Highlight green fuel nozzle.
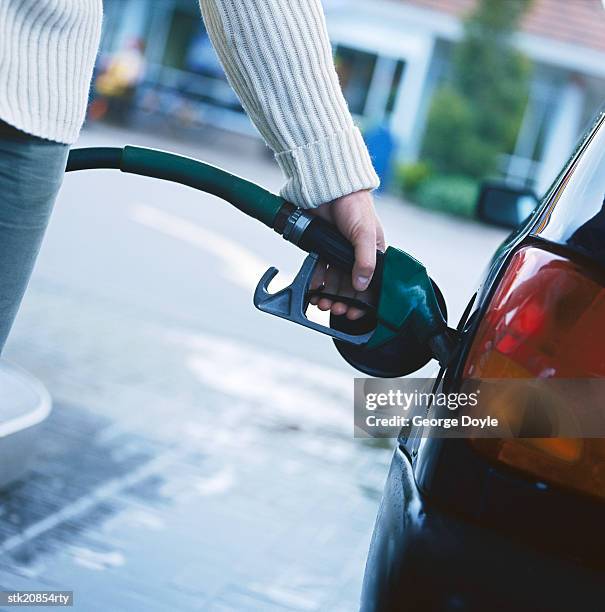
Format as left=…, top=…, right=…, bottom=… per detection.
left=67, top=146, right=458, bottom=377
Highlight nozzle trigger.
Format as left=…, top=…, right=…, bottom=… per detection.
left=254, top=253, right=373, bottom=346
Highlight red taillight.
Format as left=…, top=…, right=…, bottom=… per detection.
left=464, top=245, right=605, bottom=500
left=466, top=246, right=605, bottom=378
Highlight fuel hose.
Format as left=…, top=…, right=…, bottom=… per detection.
left=66, top=146, right=372, bottom=279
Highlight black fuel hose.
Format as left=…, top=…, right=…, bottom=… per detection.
left=66, top=147, right=122, bottom=171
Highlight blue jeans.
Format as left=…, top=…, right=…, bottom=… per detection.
left=0, top=121, right=68, bottom=353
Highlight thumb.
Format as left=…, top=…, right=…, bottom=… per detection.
left=351, top=225, right=376, bottom=292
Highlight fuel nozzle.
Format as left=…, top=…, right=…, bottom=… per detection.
left=275, top=208, right=458, bottom=377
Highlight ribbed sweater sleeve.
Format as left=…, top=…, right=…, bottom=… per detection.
left=0, top=0, right=103, bottom=144
left=198, top=0, right=380, bottom=209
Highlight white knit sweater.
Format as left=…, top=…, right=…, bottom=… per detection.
left=0, top=0, right=378, bottom=209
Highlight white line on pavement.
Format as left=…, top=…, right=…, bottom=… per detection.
left=0, top=448, right=183, bottom=556
left=130, top=203, right=278, bottom=291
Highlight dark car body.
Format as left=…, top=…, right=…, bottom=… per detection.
left=361, top=112, right=605, bottom=612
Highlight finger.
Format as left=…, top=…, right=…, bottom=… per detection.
left=351, top=224, right=377, bottom=292
left=330, top=271, right=348, bottom=317
left=335, top=274, right=361, bottom=319
left=346, top=278, right=368, bottom=321
left=318, top=265, right=339, bottom=311
left=348, top=288, right=366, bottom=321
left=347, top=308, right=365, bottom=321
left=309, top=258, right=328, bottom=305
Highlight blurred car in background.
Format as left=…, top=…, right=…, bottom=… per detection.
left=361, top=112, right=605, bottom=611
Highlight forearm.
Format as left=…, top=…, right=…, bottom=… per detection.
left=198, top=0, right=379, bottom=209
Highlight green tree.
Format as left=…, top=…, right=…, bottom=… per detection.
left=422, top=0, right=532, bottom=179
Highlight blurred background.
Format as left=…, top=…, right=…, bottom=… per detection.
left=0, top=1, right=604, bottom=610
left=95, top=0, right=605, bottom=206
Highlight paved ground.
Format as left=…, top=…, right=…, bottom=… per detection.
left=0, top=124, right=506, bottom=611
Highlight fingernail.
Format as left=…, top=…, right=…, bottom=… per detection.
left=356, top=276, right=370, bottom=290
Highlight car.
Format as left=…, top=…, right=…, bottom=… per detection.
left=360, top=110, right=605, bottom=611
left=0, top=362, right=52, bottom=487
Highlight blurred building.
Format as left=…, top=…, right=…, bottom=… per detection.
left=99, top=0, right=250, bottom=134
left=325, top=0, right=605, bottom=193
left=99, top=0, right=605, bottom=194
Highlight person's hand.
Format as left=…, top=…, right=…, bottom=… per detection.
left=308, top=190, right=385, bottom=320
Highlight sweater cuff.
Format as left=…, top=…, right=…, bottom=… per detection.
left=274, top=126, right=380, bottom=209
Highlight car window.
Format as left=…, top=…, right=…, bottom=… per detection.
left=534, top=114, right=605, bottom=257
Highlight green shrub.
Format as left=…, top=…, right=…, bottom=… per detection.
left=421, top=87, right=483, bottom=176
left=395, top=161, right=432, bottom=195
left=421, top=0, right=532, bottom=180
left=415, top=175, right=479, bottom=218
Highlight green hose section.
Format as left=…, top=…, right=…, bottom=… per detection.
left=120, top=146, right=285, bottom=228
